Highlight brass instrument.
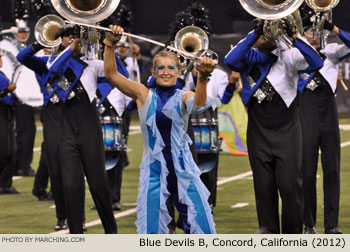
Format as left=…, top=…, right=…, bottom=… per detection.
left=239, top=0, right=305, bottom=42
left=173, top=25, right=218, bottom=71
left=34, top=14, right=65, bottom=48
left=305, top=0, right=340, bottom=47
left=49, top=0, right=121, bottom=59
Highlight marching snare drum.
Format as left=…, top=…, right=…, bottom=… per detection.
left=191, top=109, right=222, bottom=173
left=100, top=114, right=127, bottom=170
left=101, top=115, right=125, bottom=151
left=0, top=39, right=19, bottom=81
left=192, top=117, right=219, bottom=153
left=12, top=65, right=43, bottom=107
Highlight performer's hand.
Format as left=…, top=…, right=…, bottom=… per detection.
left=7, top=83, right=16, bottom=91
left=323, top=20, right=335, bottom=31
left=130, top=44, right=140, bottom=55
left=196, top=56, right=215, bottom=82
left=70, top=38, right=81, bottom=50
left=337, top=72, right=342, bottom=84
left=32, top=42, right=44, bottom=52
left=282, top=18, right=296, bottom=39
left=104, top=25, right=124, bottom=47
left=229, top=71, right=240, bottom=84
left=253, top=18, right=264, bottom=36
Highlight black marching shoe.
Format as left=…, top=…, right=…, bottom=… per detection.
left=0, top=187, right=20, bottom=194
left=304, top=226, right=318, bottom=234
left=325, top=227, right=342, bottom=234
left=32, top=188, right=53, bottom=201
left=54, top=219, right=68, bottom=231
left=17, top=168, right=36, bottom=177
left=82, top=221, right=87, bottom=232
left=112, top=202, right=121, bottom=211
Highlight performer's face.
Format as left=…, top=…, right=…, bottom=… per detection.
left=152, top=57, right=181, bottom=87
left=256, top=35, right=276, bottom=50
left=304, top=29, right=320, bottom=49
left=116, top=46, right=129, bottom=59
left=15, top=31, right=29, bottom=42
left=61, top=34, right=73, bottom=48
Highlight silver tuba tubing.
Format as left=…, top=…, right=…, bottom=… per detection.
left=34, top=14, right=66, bottom=47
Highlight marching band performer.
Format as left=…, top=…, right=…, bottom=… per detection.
left=16, top=29, right=75, bottom=231
left=0, top=51, right=18, bottom=194
left=104, top=25, right=217, bottom=234
left=12, top=19, right=37, bottom=177
left=93, top=52, right=132, bottom=211
left=224, top=19, right=323, bottom=234
left=182, top=66, right=238, bottom=209
left=298, top=18, right=350, bottom=234
left=45, top=33, right=117, bottom=233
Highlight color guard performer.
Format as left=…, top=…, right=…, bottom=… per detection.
left=104, top=25, right=217, bottom=234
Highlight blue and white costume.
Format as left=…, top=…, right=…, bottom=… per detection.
left=136, top=85, right=219, bottom=234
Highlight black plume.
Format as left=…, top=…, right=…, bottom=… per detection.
left=14, top=0, right=30, bottom=21
left=30, top=0, right=56, bottom=17
left=187, top=2, right=211, bottom=36
left=168, top=2, right=211, bottom=41
left=114, top=4, right=134, bottom=32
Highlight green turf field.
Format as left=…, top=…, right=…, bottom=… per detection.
left=0, top=112, right=349, bottom=234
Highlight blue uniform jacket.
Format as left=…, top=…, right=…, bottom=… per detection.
left=297, top=29, right=350, bottom=93
left=97, top=54, right=130, bottom=107
left=47, top=47, right=87, bottom=102
left=224, top=32, right=323, bottom=105
left=0, top=71, right=14, bottom=105
left=16, top=43, right=56, bottom=106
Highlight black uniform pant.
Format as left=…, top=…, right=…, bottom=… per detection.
left=299, top=84, right=340, bottom=230
left=14, top=103, right=36, bottom=173
left=60, top=93, right=117, bottom=234
left=0, top=103, right=14, bottom=188
left=33, top=141, right=49, bottom=191
left=247, top=94, right=303, bottom=234
left=33, top=110, right=49, bottom=191
left=43, top=102, right=66, bottom=220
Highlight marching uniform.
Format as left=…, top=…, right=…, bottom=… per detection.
left=16, top=44, right=69, bottom=227
left=298, top=29, right=350, bottom=232
left=47, top=46, right=117, bottom=234
left=0, top=71, right=15, bottom=191
left=136, top=86, right=219, bottom=234
left=225, top=31, right=323, bottom=233
left=12, top=38, right=37, bottom=176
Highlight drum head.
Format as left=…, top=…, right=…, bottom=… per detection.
left=197, top=153, right=218, bottom=173
left=105, top=151, right=121, bottom=170
left=0, top=39, right=19, bottom=80
left=13, top=65, right=44, bottom=107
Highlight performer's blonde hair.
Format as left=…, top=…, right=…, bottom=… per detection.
left=152, top=51, right=181, bottom=72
